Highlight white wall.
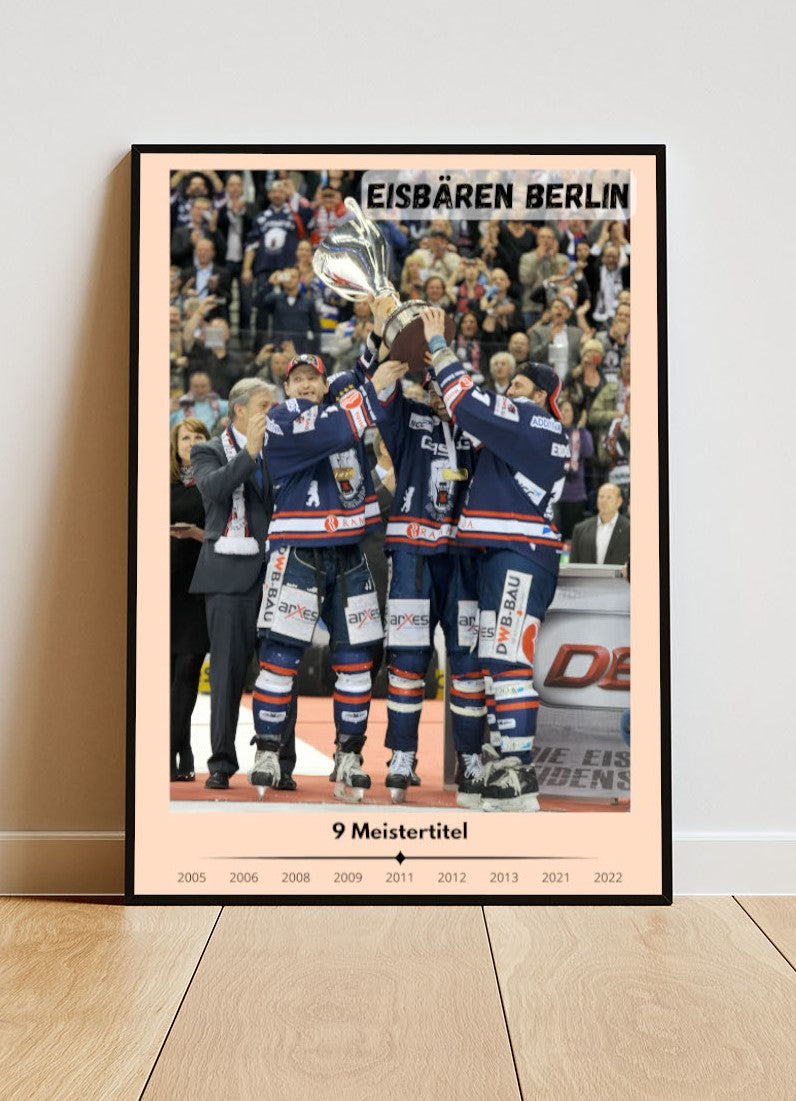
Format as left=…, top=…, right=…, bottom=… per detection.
left=1, top=0, right=793, bottom=894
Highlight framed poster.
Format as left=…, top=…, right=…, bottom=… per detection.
left=126, top=145, right=670, bottom=904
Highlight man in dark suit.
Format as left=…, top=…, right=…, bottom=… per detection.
left=171, top=200, right=225, bottom=270
left=190, top=378, right=295, bottom=790
left=569, top=483, right=630, bottom=566
left=180, top=238, right=232, bottom=322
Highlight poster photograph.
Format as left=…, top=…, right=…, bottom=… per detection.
left=126, top=145, right=670, bottom=904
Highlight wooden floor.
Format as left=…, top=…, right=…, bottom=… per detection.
left=1, top=899, right=793, bottom=1099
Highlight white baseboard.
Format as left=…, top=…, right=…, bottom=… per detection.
left=1, top=831, right=794, bottom=897
left=673, top=834, right=796, bottom=895
left=0, top=832, right=124, bottom=896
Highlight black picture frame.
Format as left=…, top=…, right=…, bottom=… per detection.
left=126, top=144, right=671, bottom=905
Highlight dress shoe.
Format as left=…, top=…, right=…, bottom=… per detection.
left=277, top=774, right=297, bottom=791
left=205, top=771, right=229, bottom=790
left=176, top=752, right=195, bottom=781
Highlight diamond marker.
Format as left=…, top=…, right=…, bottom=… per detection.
left=396, top=852, right=405, bottom=864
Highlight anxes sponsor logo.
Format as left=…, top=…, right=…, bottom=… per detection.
left=347, top=607, right=381, bottom=628
left=389, top=612, right=430, bottom=631
left=458, top=613, right=477, bottom=630
left=277, top=601, right=316, bottom=623
left=544, top=645, right=630, bottom=690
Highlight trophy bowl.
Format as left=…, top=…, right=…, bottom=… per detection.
left=382, top=300, right=456, bottom=381
left=313, top=198, right=456, bottom=376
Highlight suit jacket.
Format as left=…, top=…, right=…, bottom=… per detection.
left=171, top=228, right=225, bottom=269
left=189, top=435, right=273, bottom=595
left=569, top=513, right=630, bottom=566
left=529, top=324, right=583, bottom=372
left=179, top=262, right=233, bottom=302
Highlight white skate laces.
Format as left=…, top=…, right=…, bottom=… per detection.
left=481, top=752, right=540, bottom=813
left=461, top=753, right=483, bottom=780
left=388, top=750, right=416, bottom=778
left=455, top=750, right=488, bottom=810
left=486, top=756, right=524, bottom=794
left=333, top=749, right=371, bottom=803
left=248, top=747, right=280, bottom=801
left=386, top=749, right=416, bottom=803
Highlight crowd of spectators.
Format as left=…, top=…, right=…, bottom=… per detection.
left=169, top=168, right=632, bottom=529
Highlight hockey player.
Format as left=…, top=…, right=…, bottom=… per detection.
left=420, top=306, right=569, bottom=811
left=250, top=349, right=408, bottom=802
left=374, top=361, right=486, bottom=807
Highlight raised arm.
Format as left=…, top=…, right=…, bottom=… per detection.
left=420, top=307, right=566, bottom=476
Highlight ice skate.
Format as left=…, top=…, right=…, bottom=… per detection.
left=248, top=740, right=281, bottom=800
left=455, top=752, right=486, bottom=809
left=332, top=746, right=371, bottom=803
left=481, top=753, right=540, bottom=812
left=385, top=749, right=417, bottom=804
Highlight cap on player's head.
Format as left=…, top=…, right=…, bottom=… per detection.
left=285, top=353, right=326, bottom=378
left=516, top=361, right=562, bottom=420
left=422, top=370, right=442, bottom=395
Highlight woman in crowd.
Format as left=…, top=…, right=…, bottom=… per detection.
left=589, top=349, right=630, bottom=483
left=485, top=350, right=516, bottom=395
left=295, top=238, right=317, bottom=290
left=400, top=250, right=427, bottom=300
left=448, top=256, right=487, bottom=318
left=169, top=417, right=210, bottom=782
left=494, top=220, right=537, bottom=284
left=557, top=398, right=594, bottom=540
left=561, top=338, right=606, bottom=423
left=451, top=311, right=484, bottom=384
left=423, top=274, right=453, bottom=313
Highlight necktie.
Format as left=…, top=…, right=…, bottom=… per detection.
left=255, top=455, right=264, bottom=494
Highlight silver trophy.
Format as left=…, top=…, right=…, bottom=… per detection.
left=312, top=198, right=454, bottom=375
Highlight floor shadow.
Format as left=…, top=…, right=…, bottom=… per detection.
left=1, top=155, right=132, bottom=830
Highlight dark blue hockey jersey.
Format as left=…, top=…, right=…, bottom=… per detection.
left=377, top=386, right=480, bottom=554
left=245, top=202, right=311, bottom=275
left=263, top=370, right=384, bottom=552
left=432, top=348, right=570, bottom=577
